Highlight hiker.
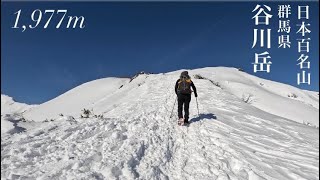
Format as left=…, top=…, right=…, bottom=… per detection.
left=175, top=71, right=197, bottom=125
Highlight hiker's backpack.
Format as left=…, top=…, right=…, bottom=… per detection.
left=177, top=75, right=192, bottom=94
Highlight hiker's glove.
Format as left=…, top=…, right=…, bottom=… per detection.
left=195, top=93, right=198, bottom=97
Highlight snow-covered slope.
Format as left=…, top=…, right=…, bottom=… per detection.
left=1, top=95, right=35, bottom=134
left=23, top=77, right=129, bottom=121
left=1, top=67, right=319, bottom=180
left=190, top=67, right=319, bottom=127
left=23, top=67, right=319, bottom=127
left=1, top=94, right=34, bottom=115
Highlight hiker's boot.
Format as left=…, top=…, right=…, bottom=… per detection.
left=184, top=117, right=189, bottom=124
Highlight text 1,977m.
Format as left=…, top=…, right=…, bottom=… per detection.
left=12, top=9, right=85, bottom=32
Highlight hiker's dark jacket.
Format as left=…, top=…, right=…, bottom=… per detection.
left=175, top=79, right=197, bottom=97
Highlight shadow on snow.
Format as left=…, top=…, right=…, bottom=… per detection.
left=189, top=113, right=217, bottom=124
left=7, top=118, right=27, bottom=135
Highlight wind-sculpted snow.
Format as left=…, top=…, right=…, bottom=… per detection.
left=1, top=67, right=319, bottom=179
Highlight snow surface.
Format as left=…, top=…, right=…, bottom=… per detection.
left=1, top=94, right=34, bottom=115
left=23, top=77, right=128, bottom=122
left=1, top=67, right=319, bottom=180
left=1, top=95, right=35, bottom=134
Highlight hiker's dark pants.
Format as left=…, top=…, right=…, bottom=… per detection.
left=177, top=93, right=191, bottom=122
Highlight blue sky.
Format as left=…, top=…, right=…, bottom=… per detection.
left=1, top=2, right=319, bottom=104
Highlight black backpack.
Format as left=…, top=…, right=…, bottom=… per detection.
left=177, top=75, right=192, bottom=94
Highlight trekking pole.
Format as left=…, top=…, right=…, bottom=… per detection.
left=169, top=97, right=177, bottom=119
left=196, top=97, right=200, bottom=116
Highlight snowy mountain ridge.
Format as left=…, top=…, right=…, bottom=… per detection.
left=19, top=67, right=319, bottom=127
left=1, top=67, right=319, bottom=180
left=1, top=94, right=36, bottom=115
